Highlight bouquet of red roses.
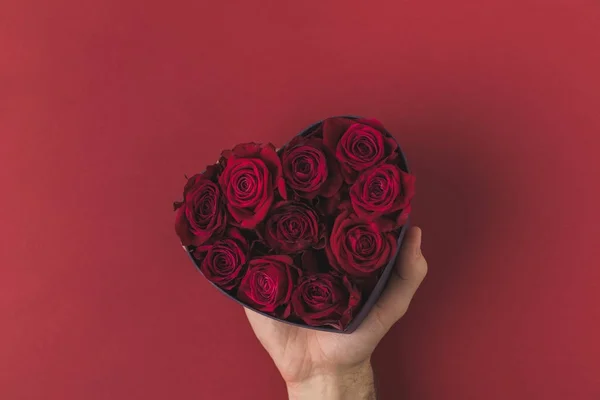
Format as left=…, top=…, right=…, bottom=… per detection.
left=174, top=116, right=415, bottom=332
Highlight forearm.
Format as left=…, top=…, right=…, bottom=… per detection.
left=286, top=361, right=376, bottom=400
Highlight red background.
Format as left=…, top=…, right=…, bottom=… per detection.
left=1, top=0, right=599, bottom=399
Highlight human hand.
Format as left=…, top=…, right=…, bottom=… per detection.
left=245, top=226, right=427, bottom=400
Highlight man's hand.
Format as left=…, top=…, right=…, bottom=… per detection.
left=245, top=226, right=428, bottom=400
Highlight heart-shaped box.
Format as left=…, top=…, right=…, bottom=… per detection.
left=182, top=116, right=411, bottom=333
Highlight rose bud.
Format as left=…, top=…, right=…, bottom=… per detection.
left=281, top=136, right=342, bottom=199
left=219, top=142, right=286, bottom=229
left=238, top=255, right=299, bottom=317
left=263, top=201, right=325, bottom=254
left=325, top=205, right=397, bottom=277
left=291, top=273, right=361, bottom=330
left=174, top=165, right=227, bottom=246
left=194, top=227, right=249, bottom=290
left=320, top=117, right=399, bottom=184
left=349, top=164, right=415, bottom=231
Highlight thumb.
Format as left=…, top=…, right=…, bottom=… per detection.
left=366, top=226, right=428, bottom=332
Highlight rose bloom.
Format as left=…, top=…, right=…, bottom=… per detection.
left=291, top=273, right=361, bottom=330
left=325, top=205, right=398, bottom=277
left=194, top=228, right=249, bottom=290
left=316, top=117, right=399, bottom=184
left=219, top=142, right=286, bottom=229
left=263, top=201, right=325, bottom=254
left=174, top=165, right=227, bottom=246
left=280, top=135, right=342, bottom=199
left=349, top=163, right=415, bottom=231
left=238, top=255, right=299, bottom=317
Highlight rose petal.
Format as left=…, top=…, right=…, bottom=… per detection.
left=246, top=195, right=273, bottom=229
left=372, top=217, right=397, bottom=232
left=355, top=118, right=387, bottom=132
left=249, top=254, right=294, bottom=266
left=231, top=142, right=262, bottom=158
left=174, top=204, right=195, bottom=246
left=277, top=177, right=288, bottom=200
left=227, top=227, right=246, bottom=245
left=203, top=164, right=221, bottom=180
left=395, top=203, right=411, bottom=227
left=322, top=117, right=354, bottom=154
left=317, top=144, right=344, bottom=198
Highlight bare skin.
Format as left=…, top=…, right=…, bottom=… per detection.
left=245, top=226, right=428, bottom=400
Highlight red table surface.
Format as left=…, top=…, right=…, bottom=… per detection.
left=1, top=0, right=599, bottom=399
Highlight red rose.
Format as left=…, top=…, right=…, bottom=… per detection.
left=174, top=166, right=227, bottom=246
left=238, top=255, right=299, bottom=317
left=349, top=164, right=415, bottom=231
left=325, top=206, right=397, bottom=277
left=194, top=228, right=249, bottom=290
left=219, top=142, right=287, bottom=229
left=281, top=136, right=342, bottom=199
left=263, top=201, right=325, bottom=254
left=321, top=117, right=398, bottom=184
left=291, top=273, right=361, bottom=330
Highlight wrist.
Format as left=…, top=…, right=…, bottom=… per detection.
left=286, top=360, right=376, bottom=400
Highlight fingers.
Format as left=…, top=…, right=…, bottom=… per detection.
left=366, top=226, right=428, bottom=333
left=244, top=306, right=281, bottom=334
left=244, top=307, right=296, bottom=358
left=392, top=226, right=427, bottom=297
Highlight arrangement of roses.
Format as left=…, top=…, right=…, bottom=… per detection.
left=174, top=117, right=415, bottom=331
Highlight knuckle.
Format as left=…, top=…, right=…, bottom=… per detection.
left=396, top=301, right=409, bottom=318
left=415, top=259, right=428, bottom=280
